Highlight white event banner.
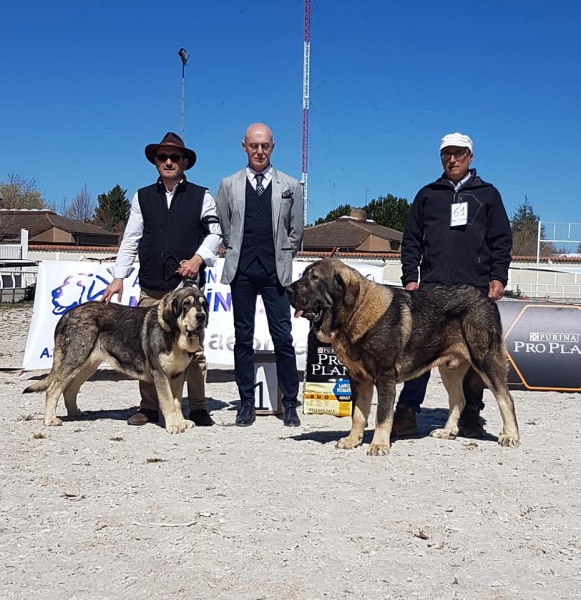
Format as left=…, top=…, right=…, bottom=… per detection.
left=22, top=258, right=385, bottom=372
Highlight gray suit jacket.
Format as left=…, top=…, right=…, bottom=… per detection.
left=216, top=168, right=304, bottom=287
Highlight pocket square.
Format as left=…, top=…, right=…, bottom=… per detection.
left=282, top=189, right=293, bottom=199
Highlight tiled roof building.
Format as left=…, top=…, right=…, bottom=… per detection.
left=0, top=209, right=119, bottom=246
left=304, top=209, right=402, bottom=254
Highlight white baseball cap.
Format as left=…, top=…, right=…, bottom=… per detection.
left=440, top=132, right=473, bottom=152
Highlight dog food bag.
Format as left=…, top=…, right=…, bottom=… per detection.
left=303, top=330, right=352, bottom=417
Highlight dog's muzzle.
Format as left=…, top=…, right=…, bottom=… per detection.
left=186, top=312, right=207, bottom=337
left=287, top=285, right=323, bottom=323
left=293, top=308, right=323, bottom=323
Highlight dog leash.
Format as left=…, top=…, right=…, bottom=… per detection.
left=176, top=263, right=200, bottom=289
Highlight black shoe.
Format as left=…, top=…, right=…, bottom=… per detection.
left=457, top=407, right=486, bottom=439
left=127, top=408, right=159, bottom=426
left=283, top=405, right=301, bottom=427
left=189, top=409, right=214, bottom=427
left=236, top=404, right=256, bottom=427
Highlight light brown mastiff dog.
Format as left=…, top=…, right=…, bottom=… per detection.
left=288, top=259, right=519, bottom=456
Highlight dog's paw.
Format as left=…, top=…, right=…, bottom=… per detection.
left=367, top=443, right=390, bottom=456
left=498, top=432, right=520, bottom=447
left=336, top=435, right=362, bottom=450
left=430, top=428, right=458, bottom=440
left=165, top=419, right=194, bottom=434
left=44, top=417, right=62, bottom=426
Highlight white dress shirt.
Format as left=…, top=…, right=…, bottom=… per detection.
left=448, top=171, right=473, bottom=192
left=112, top=184, right=222, bottom=279
left=246, top=165, right=273, bottom=190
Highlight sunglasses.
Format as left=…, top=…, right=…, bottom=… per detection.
left=156, top=153, right=185, bottom=163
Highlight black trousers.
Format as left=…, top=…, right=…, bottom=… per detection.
left=230, top=259, right=299, bottom=407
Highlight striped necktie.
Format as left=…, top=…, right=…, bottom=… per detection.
left=255, top=173, right=264, bottom=196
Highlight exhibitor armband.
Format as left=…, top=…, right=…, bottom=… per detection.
left=202, top=215, right=222, bottom=236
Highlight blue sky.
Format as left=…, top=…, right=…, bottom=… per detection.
left=2, top=0, right=580, bottom=232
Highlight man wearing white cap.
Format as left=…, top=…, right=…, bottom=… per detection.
left=392, top=132, right=512, bottom=438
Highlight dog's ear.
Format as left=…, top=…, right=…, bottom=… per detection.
left=158, top=292, right=178, bottom=331
left=335, top=270, right=360, bottom=306
left=172, top=295, right=181, bottom=318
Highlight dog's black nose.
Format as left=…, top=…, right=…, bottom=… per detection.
left=196, top=312, right=206, bottom=322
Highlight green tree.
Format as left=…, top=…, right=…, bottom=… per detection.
left=0, top=173, right=46, bottom=209
left=314, top=204, right=352, bottom=225
left=510, top=196, right=555, bottom=257
left=93, top=185, right=130, bottom=232
left=313, top=194, right=410, bottom=230
left=364, top=194, right=410, bottom=230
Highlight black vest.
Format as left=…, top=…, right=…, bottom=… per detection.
left=239, top=178, right=276, bottom=273
left=137, top=178, right=206, bottom=291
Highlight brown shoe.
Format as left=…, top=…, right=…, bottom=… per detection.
left=127, top=408, right=159, bottom=426
left=189, top=409, right=214, bottom=427
left=391, top=404, right=417, bottom=437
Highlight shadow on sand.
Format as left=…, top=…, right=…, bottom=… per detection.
left=289, top=406, right=498, bottom=445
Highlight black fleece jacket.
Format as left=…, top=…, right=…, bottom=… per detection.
left=400, top=169, right=512, bottom=293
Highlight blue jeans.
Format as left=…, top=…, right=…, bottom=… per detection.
left=397, top=371, right=431, bottom=412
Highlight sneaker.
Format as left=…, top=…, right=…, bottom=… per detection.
left=391, top=404, right=417, bottom=437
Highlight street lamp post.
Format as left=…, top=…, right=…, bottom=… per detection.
left=178, top=48, right=189, bottom=141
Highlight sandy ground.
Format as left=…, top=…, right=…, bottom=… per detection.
left=1, top=304, right=580, bottom=600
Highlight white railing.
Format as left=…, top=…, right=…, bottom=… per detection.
left=506, top=282, right=581, bottom=301
left=0, top=268, right=37, bottom=288
left=0, top=244, right=23, bottom=260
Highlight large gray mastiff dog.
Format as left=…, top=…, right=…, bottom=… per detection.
left=24, top=286, right=208, bottom=434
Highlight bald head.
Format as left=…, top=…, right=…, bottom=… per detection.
left=245, top=123, right=273, bottom=141
left=243, top=123, right=275, bottom=172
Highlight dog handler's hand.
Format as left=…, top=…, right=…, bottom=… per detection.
left=488, top=280, right=505, bottom=301
left=405, top=282, right=419, bottom=291
left=176, top=255, right=203, bottom=279
left=102, top=278, right=124, bottom=304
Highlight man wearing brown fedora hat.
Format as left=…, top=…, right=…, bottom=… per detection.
left=102, top=132, right=222, bottom=428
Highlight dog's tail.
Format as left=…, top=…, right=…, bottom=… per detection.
left=23, top=375, right=50, bottom=394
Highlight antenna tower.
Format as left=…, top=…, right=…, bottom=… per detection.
left=301, top=0, right=311, bottom=225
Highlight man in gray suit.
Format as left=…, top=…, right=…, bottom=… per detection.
left=216, top=123, right=304, bottom=427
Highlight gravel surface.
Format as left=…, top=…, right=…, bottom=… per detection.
left=1, top=304, right=580, bottom=599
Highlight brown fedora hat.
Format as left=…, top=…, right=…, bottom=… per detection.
left=144, top=132, right=197, bottom=170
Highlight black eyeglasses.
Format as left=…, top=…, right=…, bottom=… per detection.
left=440, top=149, right=470, bottom=161
left=156, top=153, right=184, bottom=163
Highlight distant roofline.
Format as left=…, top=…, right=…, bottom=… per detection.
left=336, top=215, right=377, bottom=223
left=16, top=245, right=581, bottom=264
left=0, top=208, right=55, bottom=212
